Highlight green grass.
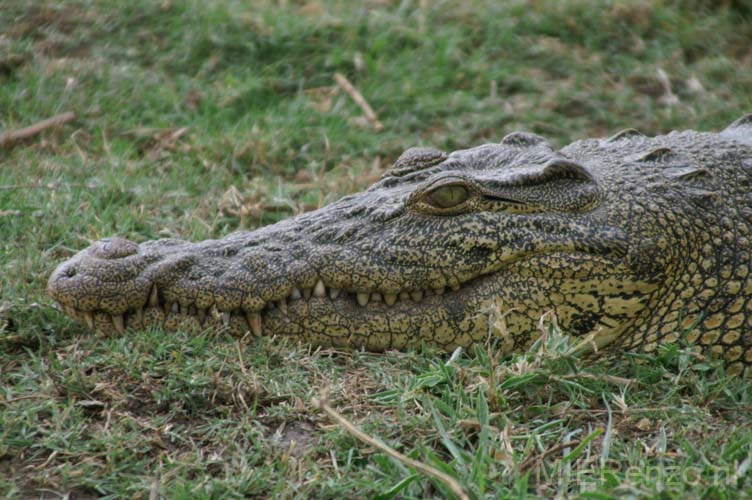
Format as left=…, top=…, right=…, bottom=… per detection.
left=1, top=0, right=752, bottom=497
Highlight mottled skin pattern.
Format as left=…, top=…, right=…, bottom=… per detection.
left=48, top=115, right=752, bottom=374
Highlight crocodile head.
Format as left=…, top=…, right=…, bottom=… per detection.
left=48, top=117, right=752, bottom=364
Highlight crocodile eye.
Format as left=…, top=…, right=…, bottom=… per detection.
left=426, top=184, right=470, bottom=209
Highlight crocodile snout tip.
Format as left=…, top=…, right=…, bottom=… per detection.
left=47, top=237, right=152, bottom=313
left=48, top=237, right=139, bottom=289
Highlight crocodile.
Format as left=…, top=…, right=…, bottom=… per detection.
left=48, top=115, right=752, bottom=373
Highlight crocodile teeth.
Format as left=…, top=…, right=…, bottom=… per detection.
left=329, top=288, right=341, bottom=299
left=198, top=308, right=207, bottom=323
left=449, top=279, right=461, bottom=292
left=290, top=287, right=302, bottom=300
left=112, top=314, right=125, bottom=333
left=313, top=280, right=326, bottom=298
left=246, top=312, right=262, bottom=336
left=302, top=287, right=312, bottom=300
left=171, top=302, right=179, bottom=313
left=84, top=311, right=95, bottom=329
left=384, top=294, right=397, bottom=306
left=434, top=286, right=445, bottom=296
left=221, top=312, right=231, bottom=326
left=399, top=291, right=411, bottom=302
left=410, top=290, right=424, bottom=302
left=357, top=292, right=370, bottom=306
left=149, top=285, right=159, bottom=307
left=277, top=299, right=288, bottom=315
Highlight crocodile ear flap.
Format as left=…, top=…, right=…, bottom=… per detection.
left=721, top=113, right=752, bottom=145
left=541, top=158, right=596, bottom=183
left=382, top=147, right=447, bottom=178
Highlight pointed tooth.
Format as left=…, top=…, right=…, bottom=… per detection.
left=290, top=287, right=302, bottom=300
left=385, top=294, right=397, bottom=306
left=221, top=312, right=231, bottom=326
left=302, top=287, right=312, bottom=300
left=371, top=292, right=382, bottom=303
left=434, top=286, right=445, bottom=296
left=198, top=308, right=207, bottom=323
left=357, top=292, right=370, bottom=306
left=277, top=299, right=288, bottom=315
left=399, top=291, right=411, bottom=302
left=449, top=278, right=461, bottom=292
left=410, top=290, right=424, bottom=302
left=313, top=280, right=326, bottom=298
left=329, top=288, right=341, bottom=299
left=246, top=312, right=262, bottom=336
left=112, top=314, right=125, bottom=333
left=84, top=311, right=95, bottom=329
left=171, top=302, right=179, bottom=313
left=149, top=285, right=159, bottom=307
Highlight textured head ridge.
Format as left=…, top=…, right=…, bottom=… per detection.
left=48, top=114, right=752, bottom=374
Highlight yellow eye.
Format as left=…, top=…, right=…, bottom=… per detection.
left=426, top=184, right=470, bottom=209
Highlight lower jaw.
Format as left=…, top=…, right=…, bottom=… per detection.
left=60, top=286, right=627, bottom=355
left=60, top=290, right=491, bottom=352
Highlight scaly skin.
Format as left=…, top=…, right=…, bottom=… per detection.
left=48, top=115, right=752, bottom=373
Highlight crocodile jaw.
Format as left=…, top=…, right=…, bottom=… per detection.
left=47, top=231, right=652, bottom=352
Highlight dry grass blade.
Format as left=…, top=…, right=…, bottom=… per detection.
left=334, top=73, right=384, bottom=132
left=0, top=111, right=76, bottom=148
left=311, top=391, right=470, bottom=500
left=519, top=439, right=583, bottom=473
left=149, top=477, right=160, bottom=500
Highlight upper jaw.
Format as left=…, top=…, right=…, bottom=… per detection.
left=45, top=229, right=482, bottom=340
left=46, top=233, right=472, bottom=315
left=46, top=184, right=631, bottom=312
left=45, top=226, right=475, bottom=334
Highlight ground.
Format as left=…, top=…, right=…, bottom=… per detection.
left=1, top=0, right=752, bottom=498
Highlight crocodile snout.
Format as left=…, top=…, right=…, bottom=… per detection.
left=47, top=237, right=156, bottom=329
